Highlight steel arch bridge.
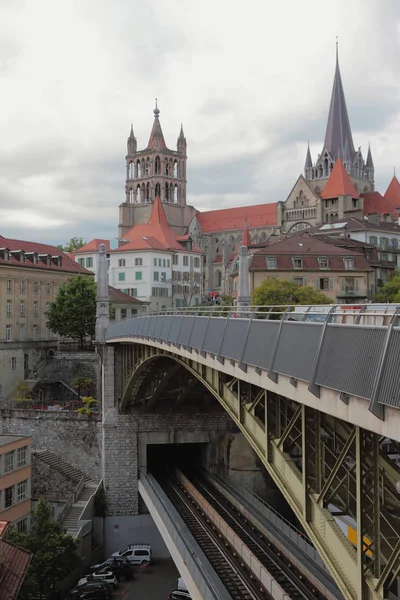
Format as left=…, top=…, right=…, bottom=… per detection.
left=104, top=305, right=400, bottom=600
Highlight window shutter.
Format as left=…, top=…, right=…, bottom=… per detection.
left=341, top=278, right=345, bottom=292
left=314, top=279, right=319, bottom=290
left=354, top=279, right=359, bottom=291
left=329, top=278, right=334, bottom=290
left=303, top=278, right=308, bottom=286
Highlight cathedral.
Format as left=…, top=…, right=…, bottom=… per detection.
left=118, top=50, right=400, bottom=296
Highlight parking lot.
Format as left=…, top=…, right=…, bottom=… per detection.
left=104, top=559, right=180, bottom=600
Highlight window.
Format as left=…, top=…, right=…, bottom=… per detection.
left=17, top=480, right=27, bottom=502
left=121, top=309, right=127, bottom=319
left=293, top=278, right=304, bottom=286
left=183, top=256, right=189, bottom=266
left=32, top=325, right=38, bottom=340
left=33, top=282, right=39, bottom=294
left=162, top=259, right=166, bottom=267
left=118, top=272, right=126, bottom=281
left=78, top=258, right=85, bottom=266
left=20, top=280, right=25, bottom=293
left=86, top=257, right=93, bottom=268
left=17, top=446, right=27, bottom=467
left=194, top=257, right=200, bottom=268
left=135, top=271, right=142, bottom=281
left=20, top=325, right=25, bottom=341
left=7, top=279, right=12, bottom=292
left=341, top=277, right=358, bottom=294
left=167, top=259, right=171, bottom=268
left=318, top=278, right=333, bottom=290
left=135, top=258, right=143, bottom=266
left=266, top=257, right=277, bottom=269
left=17, top=518, right=27, bottom=533
left=292, top=257, right=303, bottom=269
left=118, top=259, right=126, bottom=267
left=152, top=287, right=169, bottom=297
left=20, top=301, right=25, bottom=316
left=154, top=271, right=159, bottom=281
left=6, top=325, right=12, bottom=341
left=369, top=236, right=378, bottom=245
left=5, top=486, right=13, bottom=508
left=344, top=258, right=354, bottom=270
left=318, top=257, right=329, bottom=269
left=33, top=301, right=38, bottom=317
left=160, top=272, right=166, bottom=282
left=391, top=238, right=398, bottom=249
left=110, top=308, right=116, bottom=320
left=158, top=259, right=162, bottom=266
left=5, top=451, right=14, bottom=472
left=173, top=255, right=178, bottom=265
left=381, top=252, right=389, bottom=261
left=6, top=300, right=12, bottom=316
left=352, top=198, right=358, bottom=208
left=45, top=283, right=51, bottom=295
left=154, top=258, right=157, bottom=266
left=11, top=357, right=17, bottom=370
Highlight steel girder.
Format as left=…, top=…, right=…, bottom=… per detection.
left=118, top=343, right=400, bottom=599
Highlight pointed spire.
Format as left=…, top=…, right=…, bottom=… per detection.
left=366, top=143, right=374, bottom=169
left=147, top=101, right=167, bottom=150
left=242, top=220, right=251, bottom=247
left=322, top=44, right=355, bottom=162
left=384, top=175, right=400, bottom=207
left=305, top=142, right=313, bottom=168
left=321, top=159, right=358, bottom=199
left=127, top=123, right=137, bottom=154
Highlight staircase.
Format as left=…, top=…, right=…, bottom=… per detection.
left=34, top=449, right=93, bottom=483
left=33, top=450, right=99, bottom=537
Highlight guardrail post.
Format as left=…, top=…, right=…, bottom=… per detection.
left=200, top=306, right=216, bottom=358
left=307, top=306, right=336, bottom=398
left=267, top=307, right=291, bottom=383
left=238, top=308, right=257, bottom=372
left=216, top=310, right=231, bottom=365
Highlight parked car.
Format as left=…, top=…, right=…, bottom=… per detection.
left=90, top=558, right=134, bottom=581
left=78, top=570, right=118, bottom=590
left=111, top=543, right=152, bottom=565
left=169, top=591, right=192, bottom=600
left=69, top=581, right=111, bottom=599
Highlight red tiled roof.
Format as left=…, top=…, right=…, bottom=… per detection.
left=113, top=197, right=192, bottom=253
left=74, top=239, right=110, bottom=254
left=361, top=192, right=397, bottom=217
left=198, top=203, right=277, bottom=233
left=321, top=159, right=358, bottom=199
left=384, top=176, right=400, bottom=209
left=0, top=538, right=32, bottom=599
left=109, top=286, right=142, bottom=304
left=0, top=235, right=90, bottom=274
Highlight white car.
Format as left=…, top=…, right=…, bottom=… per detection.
left=111, top=544, right=151, bottom=565
left=78, top=570, right=118, bottom=590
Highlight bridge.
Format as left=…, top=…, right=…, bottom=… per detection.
left=102, top=305, right=400, bottom=600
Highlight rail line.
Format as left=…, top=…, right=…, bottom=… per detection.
left=190, top=473, right=326, bottom=600
left=160, top=476, right=269, bottom=600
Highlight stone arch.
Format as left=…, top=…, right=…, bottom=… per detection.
left=137, top=184, right=141, bottom=202
left=165, top=182, right=169, bottom=201
left=129, top=162, right=135, bottom=179
left=165, top=158, right=169, bottom=176
left=137, top=160, right=142, bottom=178
left=174, top=159, right=178, bottom=178
left=155, top=183, right=161, bottom=197
left=146, top=157, right=150, bottom=176
left=146, top=182, right=150, bottom=201
left=155, top=156, right=161, bottom=175
left=174, top=184, right=178, bottom=203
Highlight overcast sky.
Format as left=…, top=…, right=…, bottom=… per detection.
left=0, top=0, right=399, bottom=246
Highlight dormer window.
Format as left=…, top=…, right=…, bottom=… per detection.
left=25, top=252, right=38, bottom=264
left=20, top=252, right=25, bottom=263
left=266, top=257, right=277, bottom=269
left=51, top=255, right=61, bottom=267
left=10, top=250, right=24, bottom=262
left=292, top=257, right=303, bottom=269
left=318, top=257, right=329, bottom=269
left=344, top=258, right=354, bottom=270
left=0, top=248, right=10, bottom=260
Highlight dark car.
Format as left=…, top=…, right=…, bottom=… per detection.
left=70, top=590, right=110, bottom=600
left=169, top=592, right=192, bottom=600
left=69, top=581, right=112, bottom=599
left=90, top=558, right=134, bottom=581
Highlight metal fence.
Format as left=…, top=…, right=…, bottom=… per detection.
left=106, top=304, right=400, bottom=414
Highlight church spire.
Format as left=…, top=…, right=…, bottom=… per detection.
left=305, top=142, right=312, bottom=168
left=366, top=143, right=374, bottom=168
left=177, top=123, right=187, bottom=155
left=147, top=100, right=167, bottom=150
left=322, top=43, right=355, bottom=162
left=127, top=123, right=137, bottom=155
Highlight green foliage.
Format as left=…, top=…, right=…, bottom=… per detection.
left=77, top=396, right=98, bottom=415
left=6, top=498, right=81, bottom=599
left=56, top=237, right=87, bottom=252
left=10, top=380, right=33, bottom=406
left=46, top=274, right=96, bottom=348
left=252, top=278, right=331, bottom=306
left=374, top=274, right=400, bottom=303
left=72, top=376, right=96, bottom=397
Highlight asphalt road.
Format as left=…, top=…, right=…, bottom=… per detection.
left=113, top=559, right=180, bottom=600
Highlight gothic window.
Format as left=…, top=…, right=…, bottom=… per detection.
left=216, top=270, right=222, bottom=288
left=165, top=183, right=169, bottom=201
left=146, top=157, right=150, bottom=176
left=155, top=156, right=161, bottom=174
left=141, top=158, right=145, bottom=177
left=174, top=185, right=178, bottom=203
left=137, top=160, right=141, bottom=178
left=174, top=160, right=178, bottom=178
left=165, top=159, right=169, bottom=176
left=146, top=183, right=150, bottom=201
left=129, top=189, right=135, bottom=203
left=137, top=184, right=141, bottom=202
left=155, top=183, right=161, bottom=197
left=129, top=162, right=134, bottom=179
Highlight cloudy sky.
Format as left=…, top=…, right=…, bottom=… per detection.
left=0, top=0, right=399, bottom=246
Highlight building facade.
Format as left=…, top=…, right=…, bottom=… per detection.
left=0, top=435, right=32, bottom=531
left=0, top=236, right=90, bottom=399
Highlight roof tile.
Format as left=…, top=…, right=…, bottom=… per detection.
left=198, top=203, right=277, bottom=233
left=321, top=159, right=358, bottom=199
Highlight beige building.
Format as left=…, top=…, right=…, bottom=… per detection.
left=0, top=435, right=32, bottom=531
left=249, top=233, right=374, bottom=303
left=0, top=234, right=90, bottom=400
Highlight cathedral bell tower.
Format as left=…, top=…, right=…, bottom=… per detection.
left=119, top=102, right=188, bottom=239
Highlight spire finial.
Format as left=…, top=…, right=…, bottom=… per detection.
left=154, top=98, right=160, bottom=117
left=336, top=36, right=339, bottom=62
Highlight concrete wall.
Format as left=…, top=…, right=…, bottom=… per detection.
left=104, top=514, right=170, bottom=558
left=0, top=409, right=102, bottom=480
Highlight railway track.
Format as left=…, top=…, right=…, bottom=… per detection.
left=191, top=473, right=326, bottom=600
left=160, top=476, right=269, bottom=600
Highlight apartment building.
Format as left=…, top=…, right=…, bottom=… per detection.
left=0, top=435, right=32, bottom=531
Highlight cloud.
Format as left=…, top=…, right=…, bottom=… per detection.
left=0, top=0, right=399, bottom=245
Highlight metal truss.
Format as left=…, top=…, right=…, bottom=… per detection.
left=118, top=343, right=400, bottom=600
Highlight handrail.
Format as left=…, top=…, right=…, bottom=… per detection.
left=57, top=475, right=87, bottom=525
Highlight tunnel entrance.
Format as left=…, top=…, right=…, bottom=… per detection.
left=147, top=442, right=208, bottom=476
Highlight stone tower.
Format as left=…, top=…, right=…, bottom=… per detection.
left=118, top=103, right=191, bottom=239
left=304, top=45, right=375, bottom=195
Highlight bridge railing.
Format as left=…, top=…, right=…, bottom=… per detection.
left=106, top=304, right=400, bottom=414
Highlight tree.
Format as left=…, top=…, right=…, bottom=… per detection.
left=6, top=498, right=81, bottom=599
left=252, top=278, right=331, bottom=306
left=56, top=237, right=86, bottom=252
left=374, top=273, right=400, bottom=303
left=72, top=376, right=96, bottom=398
left=172, top=268, right=202, bottom=307
left=46, top=274, right=96, bottom=349
left=77, top=396, right=99, bottom=415
left=9, top=380, right=33, bottom=406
